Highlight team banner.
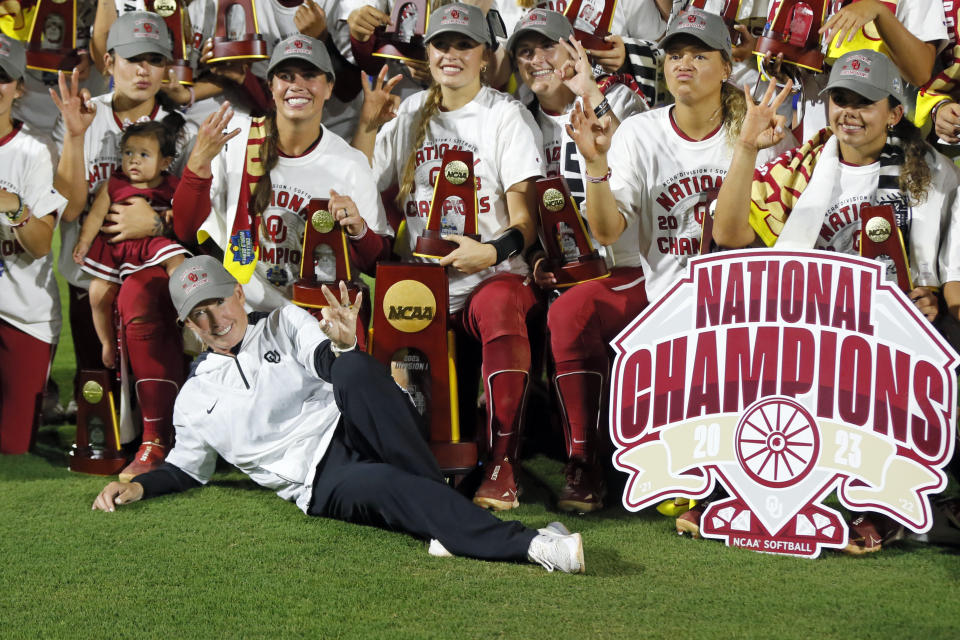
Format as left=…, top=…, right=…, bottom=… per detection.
left=610, top=250, right=957, bottom=557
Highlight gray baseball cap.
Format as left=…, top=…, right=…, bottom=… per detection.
left=424, top=2, right=490, bottom=46
left=506, top=9, right=574, bottom=55
left=660, top=8, right=732, bottom=56
left=821, top=49, right=906, bottom=105
left=0, top=35, right=25, bottom=81
left=267, top=34, right=336, bottom=81
left=169, top=256, right=239, bottom=322
left=106, top=11, right=173, bottom=61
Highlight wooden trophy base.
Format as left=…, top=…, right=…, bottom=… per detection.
left=208, top=36, right=269, bottom=64
left=553, top=255, right=610, bottom=288
left=292, top=280, right=363, bottom=309
left=754, top=38, right=824, bottom=72
left=372, top=36, right=425, bottom=63
left=68, top=447, right=129, bottom=476
left=26, top=49, right=82, bottom=73
left=413, top=230, right=480, bottom=259
left=574, top=29, right=613, bottom=51
left=431, top=441, right=478, bottom=474
left=169, top=62, right=194, bottom=85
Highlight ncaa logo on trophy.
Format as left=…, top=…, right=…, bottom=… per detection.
left=610, top=250, right=958, bottom=557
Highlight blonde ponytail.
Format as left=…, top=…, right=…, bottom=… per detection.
left=396, top=84, right=444, bottom=207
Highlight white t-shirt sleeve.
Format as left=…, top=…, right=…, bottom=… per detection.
left=494, top=103, right=544, bottom=191
left=938, top=177, right=960, bottom=283
left=344, top=145, right=393, bottom=237
left=52, top=114, right=65, bottom=152
left=24, top=142, right=67, bottom=219
left=897, top=0, right=948, bottom=47
left=606, top=84, right=648, bottom=121
left=373, top=114, right=401, bottom=192
left=606, top=118, right=646, bottom=228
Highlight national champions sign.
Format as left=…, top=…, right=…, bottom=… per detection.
left=611, top=250, right=958, bottom=557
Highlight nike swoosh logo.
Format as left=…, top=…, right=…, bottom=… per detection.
left=207, top=401, right=218, bottom=414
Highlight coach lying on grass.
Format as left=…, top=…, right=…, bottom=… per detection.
left=92, top=256, right=584, bottom=573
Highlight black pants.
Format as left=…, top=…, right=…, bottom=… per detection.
left=308, top=351, right=536, bottom=561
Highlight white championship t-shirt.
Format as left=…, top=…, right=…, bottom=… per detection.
left=0, top=123, right=69, bottom=344
left=374, top=85, right=544, bottom=311
left=250, top=126, right=392, bottom=300
left=606, top=106, right=792, bottom=302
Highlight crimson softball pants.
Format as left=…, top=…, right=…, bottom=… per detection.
left=0, top=319, right=52, bottom=454
left=308, top=350, right=536, bottom=561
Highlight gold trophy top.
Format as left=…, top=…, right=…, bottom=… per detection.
left=311, top=209, right=335, bottom=234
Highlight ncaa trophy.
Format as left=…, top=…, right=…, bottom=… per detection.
left=25, top=0, right=82, bottom=72
left=147, top=0, right=194, bottom=84
left=535, top=176, right=608, bottom=287
left=754, top=0, right=829, bottom=72
left=292, top=198, right=367, bottom=325
left=413, top=149, right=479, bottom=259
left=372, top=0, right=429, bottom=64
left=69, top=370, right=128, bottom=475
left=860, top=204, right=913, bottom=293
left=369, top=262, right=477, bottom=474
left=208, top=0, right=268, bottom=64
left=562, top=0, right=615, bottom=51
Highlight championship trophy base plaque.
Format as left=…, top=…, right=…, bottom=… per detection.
left=208, top=0, right=269, bottom=64
left=369, top=262, right=477, bottom=474
left=69, top=370, right=128, bottom=475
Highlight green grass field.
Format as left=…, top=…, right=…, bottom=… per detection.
left=3, top=242, right=960, bottom=639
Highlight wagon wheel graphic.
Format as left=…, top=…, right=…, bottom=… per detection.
left=735, top=397, right=820, bottom=488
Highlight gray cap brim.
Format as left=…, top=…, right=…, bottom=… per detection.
left=267, top=36, right=335, bottom=81
left=506, top=24, right=573, bottom=54
left=0, top=57, right=22, bottom=80
left=176, top=282, right=238, bottom=322
left=818, top=78, right=892, bottom=104
left=424, top=25, right=487, bottom=45
left=110, top=41, right=173, bottom=62
left=0, top=35, right=25, bottom=79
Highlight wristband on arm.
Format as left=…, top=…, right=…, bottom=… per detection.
left=485, top=227, right=525, bottom=265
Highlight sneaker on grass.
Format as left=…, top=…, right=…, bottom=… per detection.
left=527, top=530, right=585, bottom=573
left=428, top=523, right=575, bottom=560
